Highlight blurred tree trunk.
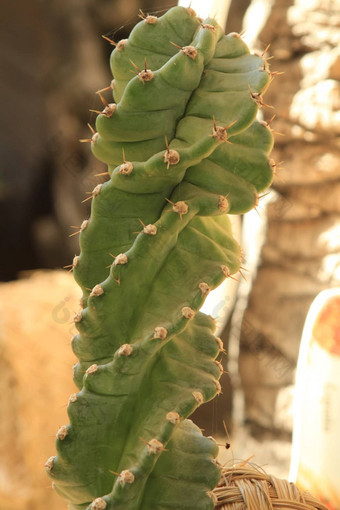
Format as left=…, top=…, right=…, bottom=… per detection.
left=237, top=0, right=340, bottom=436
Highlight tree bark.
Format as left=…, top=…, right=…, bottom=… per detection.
left=238, top=0, right=340, bottom=436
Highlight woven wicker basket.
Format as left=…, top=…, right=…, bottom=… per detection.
left=213, top=463, right=329, bottom=510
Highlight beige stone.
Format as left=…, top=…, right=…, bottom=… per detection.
left=0, top=271, right=78, bottom=510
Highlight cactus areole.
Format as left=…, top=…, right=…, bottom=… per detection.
left=47, top=6, right=274, bottom=510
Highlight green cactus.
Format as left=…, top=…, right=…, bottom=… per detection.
left=46, top=6, right=274, bottom=510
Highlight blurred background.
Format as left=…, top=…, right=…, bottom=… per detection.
left=0, top=0, right=339, bottom=508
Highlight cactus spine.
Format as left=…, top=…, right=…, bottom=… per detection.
left=47, top=6, right=274, bottom=510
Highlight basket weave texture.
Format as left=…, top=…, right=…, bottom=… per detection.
left=213, top=464, right=329, bottom=510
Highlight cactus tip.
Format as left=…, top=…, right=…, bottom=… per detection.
left=117, top=344, right=133, bottom=356
left=201, top=23, right=216, bottom=32
left=215, top=380, right=222, bottom=394
left=86, top=364, right=98, bottom=375
left=119, top=161, right=133, bottom=175
left=169, top=200, right=188, bottom=218
left=182, top=307, right=195, bottom=320
left=91, top=497, right=107, bottom=510
left=90, top=284, right=104, bottom=297
left=199, top=282, right=210, bottom=296
left=73, top=311, right=82, bottom=323
left=116, top=39, right=127, bottom=51
left=143, top=223, right=157, bottom=235
left=139, top=9, right=158, bottom=24
left=166, top=411, right=180, bottom=424
left=192, top=391, right=204, bottom=405
left=45, top=456, right=55, bottom=472
left=56, top=425, right=68, bottom=441
left=215, top=360, right=224, bottom=375
left=119, top=469, right=135, bottom=486
left=153, top=326, right=168, bottom=339
left=218, top=195, right=229, bottom=212
left=186, top=7, right=197, bottom=17
left=146, top=438, right=164, bottom=455
left=68, top=393, right=77, bottom=404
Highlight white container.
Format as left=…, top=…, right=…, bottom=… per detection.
left=290, top=288, right=340, bottom=509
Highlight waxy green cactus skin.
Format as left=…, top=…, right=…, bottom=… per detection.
left=47, top=6, right=274, bottom=510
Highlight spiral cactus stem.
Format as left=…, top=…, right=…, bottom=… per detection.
left=48, top=7, right=275, bottom=509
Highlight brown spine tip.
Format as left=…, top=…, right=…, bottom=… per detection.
left=45, top=456, right=55, bottom=472
left=182, top=306, right=195, bottom=320
left=114, top=253, right=128, bottom=265
left=116, top=39, right=127, bottom=51
left=193, top=391, right=204, bottom=405
left=153, top=326, right=168, bottom=339
left=86, top=364, right=98, bottom=375
left=73, top=311, right=82, bottom=323
left=119, top=469, right=135, bottom=485
left=91, top=497, right=107, bottom=510
left=147, top=438, right=164, bottom=454
left=218, top=195, right=229, bottom=212
left=181, top=45, right=197, bottom=59
left=119, top=161, right=133, bottom=175
left=164, top=148, right=180, bottom=168
left=56, top=425, right=68, bottom=441
left=90, top=284, right=104, bottom=297
left=143, top=224, right=157, bottom=235
left=166, top=411, right=180, bottom=424
left=172, top=201, right=188, bottom=216
left=68, top=393, right=78, bottom=404
left=117, top=343, right=133, bottom=356
left=199, top=282, right=210, bottom=296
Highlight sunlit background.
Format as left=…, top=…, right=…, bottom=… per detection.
left=1, top=0, right=340, bottom=508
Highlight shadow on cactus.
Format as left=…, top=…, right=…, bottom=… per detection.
left=46, top=6, right=274, bottom=510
